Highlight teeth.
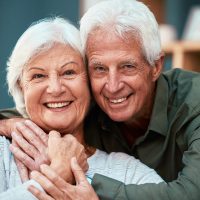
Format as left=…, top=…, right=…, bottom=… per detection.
left=46, top=102, right=70, bottom=108
left=109, top=97, right=127, bottom=104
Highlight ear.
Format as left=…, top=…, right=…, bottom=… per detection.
left=152, top=51, right=165, bottom=81
left=17, top=79, right=24, bottom=94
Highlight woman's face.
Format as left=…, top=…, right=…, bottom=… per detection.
left=20, top=43, right=90, bottom=135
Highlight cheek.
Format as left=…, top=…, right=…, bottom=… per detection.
left=90, top=78, right=103, bottom=94
left=23, top=85, right=42, bottom=113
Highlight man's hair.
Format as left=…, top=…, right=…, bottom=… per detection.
left=80, top=0, right=161, bottom=66
left=7, top=17, right=83, bottom=117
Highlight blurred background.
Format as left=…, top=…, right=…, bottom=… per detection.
left=0, top=0, right=200, bottom=109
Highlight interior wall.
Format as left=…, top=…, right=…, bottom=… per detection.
left=0, top=0, right=79, bottom=109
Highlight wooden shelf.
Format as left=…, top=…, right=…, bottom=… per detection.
left=162, top=41, right=200, bottom=72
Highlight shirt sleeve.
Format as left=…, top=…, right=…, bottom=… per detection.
left=0, top=108, right=21, bottom=119
left=92, top=128, right=200, bottom=200
left=0, top=179, right=43, bottom=200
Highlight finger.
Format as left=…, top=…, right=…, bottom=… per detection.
left=78, top=150, right=89, bottom=173
left=10, top=143, right=35, bottom=171
left=24, top=120, right=48, bottom=145
left=16, top=122, right=46, bottom=152
left=28, top=185, right=53, bottom=200
left=15, top=159, right=29, bottom=182
left=40, top=164, right=68, bottom=191
left=11, top=131, right=38, bottom=158
left=48, top=131, right=61, bottom=149
left=71, top=157, right=88, bottom=185
left=31, top=170, right=63, bottom=198
left=40, top=164, right=77, bottom=198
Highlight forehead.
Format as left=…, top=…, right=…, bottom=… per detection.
left=27, top=43, right=83, bottom=66
left=86, top=28, right=144, bottom=62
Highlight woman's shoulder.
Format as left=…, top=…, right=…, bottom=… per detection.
left=0, top=135, right=21, bottom=191
left=0, top=135, right=11, bottom=154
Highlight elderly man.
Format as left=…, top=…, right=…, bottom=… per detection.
left=1, top=0, right=200, bottom=199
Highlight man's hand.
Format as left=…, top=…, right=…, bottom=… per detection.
left=28, top=157, right=99, bottom=200
left=0, top=118, right=26, bottom=138
left=48, top=131, right=88, bottom=183
left=9, top=120, right=49, bottom=172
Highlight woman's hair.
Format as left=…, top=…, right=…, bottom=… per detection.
left=7, top=17, right=83, bottom=117
left=80, top=0, right=161, bottom=66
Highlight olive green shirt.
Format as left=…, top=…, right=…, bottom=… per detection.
left=1, top=69, right=200, bottom=200
left=84, top=69, right=200, bottom=200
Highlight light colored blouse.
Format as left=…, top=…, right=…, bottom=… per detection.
left=0, top=136, right=163, bottom=199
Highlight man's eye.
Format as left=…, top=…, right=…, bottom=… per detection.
left=32, top=74, right=45, bottom=79
left=122, top=64, right=135, bottom=69
left=94, top=66, right=106, bottom=72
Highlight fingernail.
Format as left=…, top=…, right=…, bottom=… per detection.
left=11, top=131, right=16, bottom=137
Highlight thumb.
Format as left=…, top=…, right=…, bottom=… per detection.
left=71, top=157, right=87, bottom=185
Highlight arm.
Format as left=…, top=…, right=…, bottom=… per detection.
left=0, top=108, right=22, bottom=137
left=92, top=128, right=200, bottom=200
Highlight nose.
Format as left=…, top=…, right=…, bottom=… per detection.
left=46, top=75, right=65, bottom=96
left=105, top=71, right=124, bottom=93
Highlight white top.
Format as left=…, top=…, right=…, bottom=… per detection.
left=86, top=149, right=163, bottom=184
left=0, top=136, right=163, bottom=199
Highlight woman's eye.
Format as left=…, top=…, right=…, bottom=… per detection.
left=63, top=70, right=76, bottom=76
left=32, top=74, right=45, bottom=79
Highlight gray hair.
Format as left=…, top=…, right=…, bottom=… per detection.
left=80, top=0, right=161, bottom=66
left=7, top=17, right=83, bottom=117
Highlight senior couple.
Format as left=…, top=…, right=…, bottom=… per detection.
left=1, top=0, right=200, bottom=199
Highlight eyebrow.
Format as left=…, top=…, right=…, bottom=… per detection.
left=89, top=60, right=103, bottom=65
left=27, top=61, right=79, bottom=72
left=120, top=59, right=138, bottom=65
left=60, top=61, right=78, bottom=68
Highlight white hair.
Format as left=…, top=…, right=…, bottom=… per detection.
left=80, top=0, right=161, bottom=66
left=7, top=17, right=83, bottom=117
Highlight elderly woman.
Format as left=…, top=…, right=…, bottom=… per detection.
left=0, top=17, right=163, bottom=199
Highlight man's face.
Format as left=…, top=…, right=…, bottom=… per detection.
left=86, top=29, right=161, bottom=124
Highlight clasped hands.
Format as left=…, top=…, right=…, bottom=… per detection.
left=9, top=119, right=99, bottom=200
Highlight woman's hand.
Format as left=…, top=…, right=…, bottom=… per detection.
left=10, top=120, right=49, bottom=172
left=28, top=157, right=99, bottom=200
left=47, top=131, right=89, bottom=183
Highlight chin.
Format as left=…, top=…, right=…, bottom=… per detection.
left=108, top=112, right=131, bottom=122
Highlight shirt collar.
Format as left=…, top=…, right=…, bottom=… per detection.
left=147, top=74, right=169, bottom=136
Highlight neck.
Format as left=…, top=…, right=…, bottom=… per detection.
left=120, top=86, right=156, bottom=147
left=62, top=124, right=85, bottom=144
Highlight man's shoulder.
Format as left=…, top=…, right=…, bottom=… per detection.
left=161, top=69, right=200, bottom=108
left=0, top=108, right=21, bottom=119
left=162, top=68, right=200, bottom=87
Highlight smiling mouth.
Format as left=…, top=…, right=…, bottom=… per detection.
left=45, top=101, right=72, bottom=108
left=106, top=94, right=131, bottom=104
